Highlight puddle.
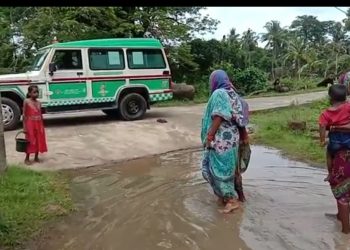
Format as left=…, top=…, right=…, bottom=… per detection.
left=28, top=146, right=350, bottom=250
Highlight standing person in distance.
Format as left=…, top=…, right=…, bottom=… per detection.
left=23, top=85, right=47, bottom=165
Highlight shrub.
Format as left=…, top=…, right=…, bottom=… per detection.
left=280, top=77, right=321, bottom=90
left=193, top=75, right=210, bottom=100
left=208, top=63, right=268, bottom=96
left=232, top=67, right=268, bottom=95
left=0, top=68, right=14, bottom=75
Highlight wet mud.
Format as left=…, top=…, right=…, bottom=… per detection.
left=27, top=146, right=350, bottom=250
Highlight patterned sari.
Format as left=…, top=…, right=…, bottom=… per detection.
left=329, top=149, right=350, bottom=203
left=201, top=70, right=248, bottom=200
left=339, top=71, right=350, bottom=95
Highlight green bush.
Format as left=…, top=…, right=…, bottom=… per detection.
left=193, top=75, right=210, bottom=100
left=208, top=63, right=268, bottom=96
left=0, top=68, right=14, bottom=75
left=175, top=65, right=323, bottom=102
left=280, top=77, right=321, bottom=90
left=232, top=67, right=268, bottom=95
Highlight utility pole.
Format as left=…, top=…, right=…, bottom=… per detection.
left=0, top=92, right=7, bottom=173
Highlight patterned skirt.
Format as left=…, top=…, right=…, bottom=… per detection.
left=329, top=150, right=350, bottom=203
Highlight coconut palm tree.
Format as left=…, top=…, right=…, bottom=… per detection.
left=261, top=20, right=285, bottom=79
left=227, top=28, right=240, bottom=45
left=241, top=28, right=258, bottom=67
left=283, top=36, right=310, bottom=80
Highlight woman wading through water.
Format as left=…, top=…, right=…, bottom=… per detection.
left=324, top=121, right=350, bottom=234
left=201, top=69, right=250, bottom=213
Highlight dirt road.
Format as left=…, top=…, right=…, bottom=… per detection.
left=5, top=91, right=326, bottom=170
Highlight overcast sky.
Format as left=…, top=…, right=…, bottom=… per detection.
left=200, top=7, right=349, bottom=42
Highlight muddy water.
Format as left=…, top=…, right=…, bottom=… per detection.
left=30, top=146, right=350, bottom=250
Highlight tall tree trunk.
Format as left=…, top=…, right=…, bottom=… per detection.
left=244, top=52, right=248, bottom=68
left=248, top=52, right=251, bottom=67
left=335, top=53, right=339, bottom=76
left=272, top=47, right=277, bottom=80
left=324, top=61, right=328, bottom=78
left=0, top=93, right=7, bottom=173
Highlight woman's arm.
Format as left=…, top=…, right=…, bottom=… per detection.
left=319, top=112, right=330, bottom=143
left=204, top=90, right=232, bottom=148
left=206, top=115, right=222, bottom=148
left=319, top=124, right=327, bottom=146
left=239, top=127, right=249, bottom=144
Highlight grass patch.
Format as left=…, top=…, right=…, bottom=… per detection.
left=250, top=99, right=329, bottom=165
left=0, top=166, right=73, bottom=249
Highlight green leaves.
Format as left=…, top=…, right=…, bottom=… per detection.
left=233, top=67, right=268, bottom=95
left=0, top=6, right=350, bottom=87
left=208, top=62, right=268, bottom=96
left=0, top=7, right=218, bottom=73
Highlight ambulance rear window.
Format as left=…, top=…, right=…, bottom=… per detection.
left=127, top=49, right=166, bottom=69
left=89, top=49, right=125, bottom=70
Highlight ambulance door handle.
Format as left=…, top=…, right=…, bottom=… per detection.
left=77, top=72, right=83, bottom=76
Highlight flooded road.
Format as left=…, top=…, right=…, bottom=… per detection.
left=30, top=146, right=350, bottom=250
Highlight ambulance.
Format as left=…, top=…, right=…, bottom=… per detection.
left=0, top=38, right=173, bottom=130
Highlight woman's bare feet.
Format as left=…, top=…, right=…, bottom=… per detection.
left=324, top=174, right=330, bottom=182
left=338, top=201, right=350, bottom=235
left=34, top=157, right=42, bottom=163
left=24, top=159, right=31, bottom=165
left=219, top=199, right=240, bottom=214
left=237, top=191, right=246, bottom=202
left=217, top=198, right=226, bottom=206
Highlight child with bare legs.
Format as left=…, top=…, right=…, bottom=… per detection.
left=319, top=84, right=350, bottom=234
left=23, top=85, right=47, bottom=165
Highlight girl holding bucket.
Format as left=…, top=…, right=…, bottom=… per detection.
left=23, top=85, right=47, bottom=165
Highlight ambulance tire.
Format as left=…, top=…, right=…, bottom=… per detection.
left=119, top=93, right=147, bottom=121
left=2, top=97, right=21, bottom=131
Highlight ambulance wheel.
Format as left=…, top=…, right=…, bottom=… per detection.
left=119, top=93, right=147, bottom=121
left=2, top=97, right=21, bottom=131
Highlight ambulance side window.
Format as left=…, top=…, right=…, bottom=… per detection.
left=127, top=49, right=166, bottom=69
left=52, top=50, right=83, bottom=70
left=88, top=49, right=125, bottom=70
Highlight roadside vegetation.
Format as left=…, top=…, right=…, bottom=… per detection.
left=0, top=7, right=349, bottom=245
left=250, top=99, right=329, bottom=165
left=0, top=166, right=73, bottom=249
left=1, top=8, right=350, bottom=99
left=155, top=87, right=326, bottom=107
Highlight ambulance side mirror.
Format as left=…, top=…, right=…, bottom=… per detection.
left=48, top=62, right=56, bottom=76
